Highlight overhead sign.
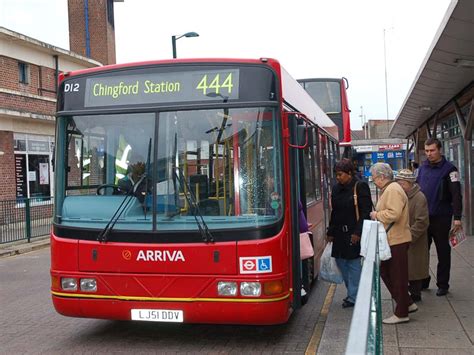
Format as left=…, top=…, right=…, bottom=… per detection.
left=378, top=144, right=402, bottom=151
left=81, top=69, right=240, bottom=107
left=354, top=145, right=373, bottom=152
left=59, top=64, right=278, bottom=112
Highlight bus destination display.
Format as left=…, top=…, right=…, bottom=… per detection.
left=77, top=69, right=240, bottom=107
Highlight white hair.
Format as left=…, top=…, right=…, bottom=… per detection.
left=370, top=162, right=393, bottom=180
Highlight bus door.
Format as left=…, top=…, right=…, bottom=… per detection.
left=287, top=112, right=310, bottom=309
left=318, top=133, right=330, bottom=229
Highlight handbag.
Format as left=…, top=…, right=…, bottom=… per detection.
left=353, top=181, right=360, bottom=222
left=300, top=232, right=314, bottom=260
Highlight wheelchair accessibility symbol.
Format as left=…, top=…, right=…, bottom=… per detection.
left=239, top=256, right=272, bottom=274
left=259, top=258, right=270, bottom=271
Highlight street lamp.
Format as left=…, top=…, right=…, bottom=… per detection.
left=171, top=32, right=199, bottom=58
left=383, top=27, right=393, bottom=119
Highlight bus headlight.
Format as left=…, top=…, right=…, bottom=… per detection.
left=61, top=277, right=77, bottom=291
left=240, top=282, right=261, bottom=297
left=80, top=278, right=97, bottom=292
left=217, top=281, right=237, bottom=296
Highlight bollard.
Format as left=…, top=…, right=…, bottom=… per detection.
left=25, top=198, right=31, bottom=243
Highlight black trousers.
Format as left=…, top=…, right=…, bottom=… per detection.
left=426, top=215, right=452, bottom=290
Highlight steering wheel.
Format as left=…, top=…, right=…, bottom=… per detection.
left=96, top=184, right=125, bottom=195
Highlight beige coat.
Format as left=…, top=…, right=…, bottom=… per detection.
left=376, top=181, right=411, bottom=246
left=406, top=184, right=430, bottom=280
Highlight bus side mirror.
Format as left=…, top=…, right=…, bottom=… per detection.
left=288, top=112, right=308, bottom=149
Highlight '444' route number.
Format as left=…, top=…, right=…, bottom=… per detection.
left=196, top=73, right=233, bottom=95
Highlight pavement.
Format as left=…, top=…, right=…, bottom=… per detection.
left=0, top=235, right=50, bottom=258
left=2, top=234, right=473, bottom=354
left=317, top=234, right=474, bottom=354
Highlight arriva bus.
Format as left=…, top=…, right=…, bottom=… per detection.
left=51, top=58, right=339, bottom=325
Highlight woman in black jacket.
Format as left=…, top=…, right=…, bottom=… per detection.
left=326, top=159, right=373, bottom=308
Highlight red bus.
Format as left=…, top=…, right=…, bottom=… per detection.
left=298, top=78, right=351, bottom=158
left=50, top=58, right=338, bottom=325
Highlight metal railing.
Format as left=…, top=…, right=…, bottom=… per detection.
left=345, top=220, right=383, bottom=354
left=0, top=197, right=53, bottom=244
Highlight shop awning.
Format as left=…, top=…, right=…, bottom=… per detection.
left=390, top=0, right=474, bottom=138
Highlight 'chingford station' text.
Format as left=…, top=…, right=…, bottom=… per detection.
left=92, top=80, right=181, bottom=99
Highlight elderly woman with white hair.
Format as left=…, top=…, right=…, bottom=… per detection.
left=395, top=169, right=430, bottom=303
left=369, top=163, right=415, bottom=324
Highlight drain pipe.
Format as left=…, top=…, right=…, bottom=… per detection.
left=84, top=0, right=91, bottom=57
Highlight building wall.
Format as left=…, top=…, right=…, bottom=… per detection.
left=68, top=0, right=116, bottom=65
left=0, top=131, right=16, bottom=200
left=0, top=30, right=102, bottom=201
left=0, top=0, right=111, bottom=202
left=0, top=56, right=56, bottom=98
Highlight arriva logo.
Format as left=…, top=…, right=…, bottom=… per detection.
left=136, top=250, right=185, bottom=262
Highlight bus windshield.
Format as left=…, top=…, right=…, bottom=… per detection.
left=302, top=81, right=341, bottom=114
left=57, top=107, right=283, bottom=235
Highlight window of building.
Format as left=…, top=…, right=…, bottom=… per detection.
left=18, top=62, right=30, bottom=84
left=14, top=134, right=54, bottom=200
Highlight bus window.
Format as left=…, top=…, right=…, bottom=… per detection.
left=302, top=81, right=341, bottom=114
left=312, top=129, right=321, bottom=200
left=303, top=127, right=316, bottom=203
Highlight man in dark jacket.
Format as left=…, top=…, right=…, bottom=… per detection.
left=417, top=138, right=463, bottom=296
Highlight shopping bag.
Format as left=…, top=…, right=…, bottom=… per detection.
left=449, top=228, right=466, bottom=248
left=300, top=232, right=314, bottom=260
left=319, top=242, right=343, bottom=284
left=377, top=222, right=392, bottom=261
left=360, top=220, right=391, bottom=261
left=359, top=220, right=372, bottom=258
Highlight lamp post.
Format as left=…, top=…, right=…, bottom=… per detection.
left=383, top=27, right=393, bottom=120
left=359, top=106, right=368, bottom=139
left=172, top=32, right=199, bottom=58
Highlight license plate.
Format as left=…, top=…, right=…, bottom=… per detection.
left=131, top=309, right=183, bottom=322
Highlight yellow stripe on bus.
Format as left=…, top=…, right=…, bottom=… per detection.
left=51, top=291, right=290, bottom=303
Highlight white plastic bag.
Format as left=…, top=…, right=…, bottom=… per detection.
left=360, top=220, right=391, bottom=261
left=377, top=222, right=392, bottom=261
left=359, top=220, right=372, bottom=259
left=319, top=242, right=343, bottom=284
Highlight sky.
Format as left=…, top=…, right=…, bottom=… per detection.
left=0, top=0, right=453, bottom=129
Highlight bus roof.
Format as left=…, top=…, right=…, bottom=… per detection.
left=62, top=58, right=275, bottom=78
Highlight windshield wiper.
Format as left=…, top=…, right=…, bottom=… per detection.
left=97, top=171, right=149, bottom=243
left=173, top=168, right=214, bottom=243
left=143, top=138, right=152, bottom=220
left=97, top=192, right=135, bottom=243
left=172, top=133, right=214, bottom=243
left=98, top=140, right=153, bottom=243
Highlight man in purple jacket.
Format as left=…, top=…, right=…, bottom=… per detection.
left=417, top=138, right=463, bottom=296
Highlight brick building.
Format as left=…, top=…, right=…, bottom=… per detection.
left=0, top=0, right=118, bottom=201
